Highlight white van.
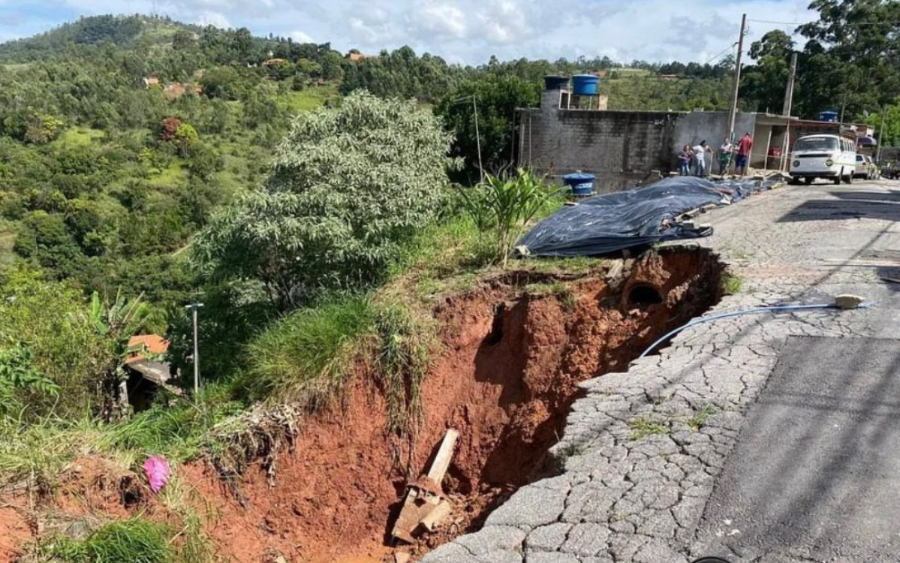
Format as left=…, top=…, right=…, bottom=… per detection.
left=789, top=134, right=856, bottom=185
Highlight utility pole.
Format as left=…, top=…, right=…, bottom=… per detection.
left=451, top=95, right=484, bottom=184
left=782, top=53, right=798, bottom=117
left=780, top=52, right=798, bottom=171
left=727, top=13, right=748, bottom=143
left=876, top=105, right=886, bottom=163
left=472, top=96, right=484, bottom=183
left=184, top=302, right=204, bottom=395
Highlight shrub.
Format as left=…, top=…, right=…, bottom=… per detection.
left=459, top=169, right=560, bottom=266
left=0, top=268, right=117, bottom=419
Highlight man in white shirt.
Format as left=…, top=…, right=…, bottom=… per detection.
left=692, top=140, right=708, bottom=177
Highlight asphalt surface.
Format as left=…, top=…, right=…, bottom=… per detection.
left=695, top=336, right=900, bottom=562
left=423, top=179, right=900, bottom=563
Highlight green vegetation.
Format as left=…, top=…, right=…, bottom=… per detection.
left=435, top=75, right=540, bottom=182
left=688, top=403, right=717, bottom=431
left=37, top=518, right=173, bottom=563
left=242, top=296, right=373, bottom=404
left=741, top=2, right=900, bottom=119
left=192, top=91, right=454, bottom=312
left=628, top=417, right=670, bottom=440
left=370, top=302, right=435, bottom=438
left=722, top=272, right=744, bottom=296
left=459, top=169, right=562, bottom=266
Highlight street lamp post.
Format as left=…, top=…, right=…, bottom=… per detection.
left=184, top=302, right=204, bottom=395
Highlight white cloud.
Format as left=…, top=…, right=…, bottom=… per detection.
left=417, top=3, right=468, bottom=39
left=7, top=0, right=817, bottom=64
left=196, top=10, right=230, bottom=28
left=290, top=30, right=314, bottom=43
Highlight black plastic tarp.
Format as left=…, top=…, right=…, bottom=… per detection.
left=516, top=176, right=773, bottom=257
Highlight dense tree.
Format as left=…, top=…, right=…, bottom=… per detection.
left=740, top=30, right=796, bottom=113
left=435, top=75, right=540, bottom=183
left=174, top=123, right=198, bottom=157
left=0, top=268, right=117, bottom=419
left=796, top=0, right=900, bottom=118
left=192, top=91, right=454, bottom=311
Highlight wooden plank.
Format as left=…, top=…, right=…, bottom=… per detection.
left=421, top=500, right=453, bottom=532
left=426, top=429, right=459, bottom=485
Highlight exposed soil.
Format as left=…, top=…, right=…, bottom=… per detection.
left=0, top=247, right=723, bottom=563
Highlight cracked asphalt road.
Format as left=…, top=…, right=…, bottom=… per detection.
left=421, top=179, right=900, bottom=563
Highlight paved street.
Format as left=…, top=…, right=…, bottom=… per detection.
left=423, top=179, right=900, bottom=563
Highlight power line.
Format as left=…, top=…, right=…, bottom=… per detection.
left=747, top=18, right=813, bottom=25
left=702, top=42, right=738, bottom=66
left=748, top=18, right=900, bottom=26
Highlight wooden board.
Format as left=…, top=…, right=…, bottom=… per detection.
left=426, top=429, right=459, bottom=485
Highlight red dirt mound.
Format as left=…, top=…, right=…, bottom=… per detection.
left=182, top=248, right=722, bottom=563
left=0, top=248, right=722, bottom=563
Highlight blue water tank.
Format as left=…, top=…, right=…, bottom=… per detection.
left=544, top=75, right=570, bottom=90
left=563, top=172, right=595, bottom=196
left=572, top=74, right=600, bottom=96
left=819, top=110, right=839, bottom=122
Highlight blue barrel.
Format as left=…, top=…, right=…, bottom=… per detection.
left=819, top=110, right=839, bottom=122
left=572, top=74, right=599, bottom=96
left=544, top=75, right=570, bottom=90
left=563, top=173, right=595, bottom=196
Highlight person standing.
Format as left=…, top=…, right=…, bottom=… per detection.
left=692, top=140, right=708, bottom=177
left=736, top=132, right=753, bottom=176
left=677, top=145, right=692, bottom=176
left=718, top=138, right=733, bottom=176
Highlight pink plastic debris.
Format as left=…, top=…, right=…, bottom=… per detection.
left=143, top=455, right=170, bottom=493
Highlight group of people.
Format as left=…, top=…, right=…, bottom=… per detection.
left=678, top=133, right=753, bottom=178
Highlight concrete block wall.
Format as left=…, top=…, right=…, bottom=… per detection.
left=518, top=97, right=762, bottom=192
left=518, top=108, right=682, bottom=192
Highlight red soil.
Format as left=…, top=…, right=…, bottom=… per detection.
left=0, top=248, right=722, bottom=563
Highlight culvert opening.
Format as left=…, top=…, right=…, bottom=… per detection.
left=627, top=283, right=664, bottom=307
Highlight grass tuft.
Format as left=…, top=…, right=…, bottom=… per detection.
left=628, top=417, right=670, bottom=440
left=687, top=403, right=717, bottom=431
left=242, top=295, right=373, bottom=405
left=369, top=302, right=436, bottom=439
left=722, top=272, right=743, bottom=295
left=39, top=518, right=173, bottom=563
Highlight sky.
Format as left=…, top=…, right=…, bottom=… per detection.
left=0, top=0, right=818, bottom=65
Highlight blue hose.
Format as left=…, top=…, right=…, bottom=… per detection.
left=637, top=302, right=872, bottom=359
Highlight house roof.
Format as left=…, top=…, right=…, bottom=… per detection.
left=127, top=334, right=168, bottom=364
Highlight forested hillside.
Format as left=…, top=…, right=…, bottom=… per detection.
left=0, top=14, right=739, bottom=317
left=0, top=15, right=347, bottom=321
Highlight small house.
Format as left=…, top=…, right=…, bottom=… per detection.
left=125, top=335, right=179, bottom=411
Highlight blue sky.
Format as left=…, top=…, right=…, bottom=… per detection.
left=0, top=0, right=816, bottom=65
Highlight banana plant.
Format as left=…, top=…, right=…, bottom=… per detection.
left=87, top=290, right=152, bottom=418
left=459, top=168, right=561, bottom=267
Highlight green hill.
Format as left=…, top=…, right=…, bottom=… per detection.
left=0, top=15, right=343, bottom=317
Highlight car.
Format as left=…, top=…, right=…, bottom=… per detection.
left=854, top=154, right=872, bottom=179
left=789, top=134, right=856, bottom=185
left=883, top=161, right=900, bottom=180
